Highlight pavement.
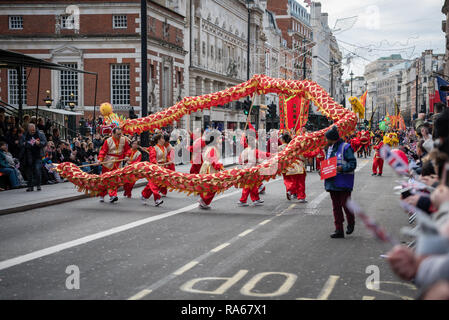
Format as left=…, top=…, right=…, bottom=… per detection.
left=0, top=155, right=418, bottom=300
left=0, top=156, right=238, bottom=216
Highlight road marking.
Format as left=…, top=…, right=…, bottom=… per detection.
left=317, top=275, right=340, bottom=300
left=277, top=204, right=296, bottom=216
left=210, top=243, right=230, bottom=253
left=238, top=229, right=254, bottom=237
left=362, top=296, right=376, bottom=300
left=240, top=272, right=297, bottom=297
left=259, top=219, right=272, bottom=225
left=173, top=261, right=199, bottom=276
left=128, top=289, right=152, bottom=300
left=0, top=178, right=281, bottom=272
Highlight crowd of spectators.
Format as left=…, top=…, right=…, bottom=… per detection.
left=0, top=108, right=109, bottom=191
left=382, top=102, right=449, bottom=300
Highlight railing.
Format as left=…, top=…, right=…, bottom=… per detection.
left=0, top=99, right=91, bottom=142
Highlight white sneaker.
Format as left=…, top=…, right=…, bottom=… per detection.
left=253, top=199, right=264, bottom=206
left=238, top=201, right=249, bottom=207
left=198, top=199, right=210, bottom=209
left=297, top=198, right=308, bottom=203
left=155, top=198, right=163, bottom=207
left=141, top=195, right=148, bottom=205
left=99, top=197, right=105, bottom=203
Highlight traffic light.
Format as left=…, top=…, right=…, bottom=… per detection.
left=267, top=103, right=277, bottom=119
left=243, top=99, right=251, bottom=116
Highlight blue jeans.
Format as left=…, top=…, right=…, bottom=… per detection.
left=0, top=167, right=20, bottom=188
left=26, top=159, right=42, bottom=188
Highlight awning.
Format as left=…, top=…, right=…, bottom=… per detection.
left=0, top=49, right=97, bottom=75
left=21, top=106, right=84, bottom=116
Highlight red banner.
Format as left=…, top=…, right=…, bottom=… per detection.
left=320, top=157, right=337, bottom=180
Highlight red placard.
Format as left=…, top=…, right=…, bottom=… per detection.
left=320, top=157, right=337, bottom=180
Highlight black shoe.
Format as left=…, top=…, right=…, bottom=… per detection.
left=346, top=224, right=355, bottom=235
left=37, top=186, right=41, bottom=191
left=110, top=196, right=118, bottom=203
left=372, top=173, right=377, bottom=176
left=330, top=231, right=345, bottom=239
left=378, top=173, right=382, bottom=176
left=26, top=187, right=33, bottom=192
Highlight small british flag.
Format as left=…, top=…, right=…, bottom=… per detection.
left=304, top=0, right=312, bottom=7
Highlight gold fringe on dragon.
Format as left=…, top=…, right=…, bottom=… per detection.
left=55, top=74, right=358, bottom=196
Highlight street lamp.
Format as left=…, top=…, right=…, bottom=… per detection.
left=44, top=90, right=53, bottom=108
left=68, top=92, right=76, bottom=111
left=350, top=71, right=354, bottom=96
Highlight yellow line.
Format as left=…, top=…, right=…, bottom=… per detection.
left=362, top=296, right=376, bottom=300
left=259, top=219, right=272, bottom=225
left=128, top=289, right=152, bottom=300
left=238, top=229, right=254, bottom=237
left=210, top=243, right=230, bottom=253
left=173, top=261, right=199, bottom=276
left=317, top=275, right=340, bottom=300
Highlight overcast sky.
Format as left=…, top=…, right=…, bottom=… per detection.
left=306, top=0, right=446, bottom=80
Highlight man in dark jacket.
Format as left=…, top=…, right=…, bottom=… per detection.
left=20, top=123, right=47, bottom=191
left=324, top=126, right=357, bottom=239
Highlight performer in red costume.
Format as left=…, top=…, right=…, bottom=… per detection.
left=198, top=134, right=224, bottom=210
left=123, top=140, right=142, bottom=198
left=372, top=135, right=384, bottom=176
left=357, top=130, right=371, bottom=158
left=160, top=133, right=175, bottom=197
left=237, top=135, right=270, bottom=206
left=315, top=148, right=325, bottom=171
left=279, top=133, right=308, bottom=203
left=97, top=127, right=131, bottom=203
left=141, top=134, right=165, bottom=207
left=189, top=129, right=205, bottom=174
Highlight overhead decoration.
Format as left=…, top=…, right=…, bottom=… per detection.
left=56, top=74, right=358, bottom=196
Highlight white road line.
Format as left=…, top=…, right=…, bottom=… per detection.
left=238, top=229, right=254, bottom=237
left=210, top=243, right=230, bottom=253
left=173, top=261, right=199, bottom=276
left=0, top=178, right=281, bottom=272
left=125, top=171, right=350, bottom=299
left=128, top=289, right=152, bottom=300
left=259, top=219, right=272, bottom=225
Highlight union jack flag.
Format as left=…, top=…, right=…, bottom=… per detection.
left=304, top=0, right=312, bottom=7
left=380, top=145, right=409, bottom=176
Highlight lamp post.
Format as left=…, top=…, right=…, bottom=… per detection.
left=68, top=92, right=76, bottom=111
left=350, top=71, right=354, bottom=97
left=44, top=90, right=53, bottom=108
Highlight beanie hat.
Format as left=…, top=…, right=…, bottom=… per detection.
left=325, top=126, right=340, bottom=141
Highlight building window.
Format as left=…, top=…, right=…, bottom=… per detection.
left=9, top=16, right=23, bottom=30
left=59, top=63, right=78, bottom=107
left=61, top=15, right=74, bottom=29
left=202, top=42, right=206, bottom=56
left=8, top=68, right=27, bottom=106
left=113, top=15, right=127, bottom=29
left=111, top=64, right=130, bottom=106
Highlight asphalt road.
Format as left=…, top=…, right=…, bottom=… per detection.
left=0, top=157, right=418, bottom=300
